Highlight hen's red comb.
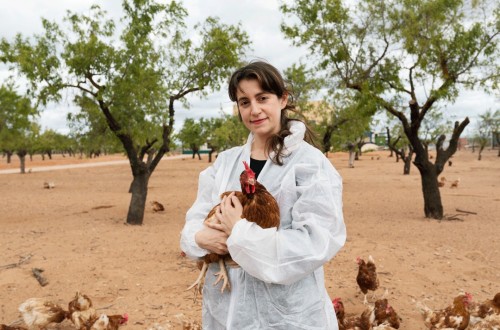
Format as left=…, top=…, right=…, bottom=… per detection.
left=243, top=161, right=252, bottom=173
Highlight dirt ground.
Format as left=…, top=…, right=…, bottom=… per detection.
left=0, top=148, right=498, bottom=329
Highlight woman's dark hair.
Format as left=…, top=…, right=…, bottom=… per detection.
left=228, top=61, right=317, bottom=165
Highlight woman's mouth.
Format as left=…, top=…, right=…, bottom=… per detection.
left=251, top=118, right=267, bottom=125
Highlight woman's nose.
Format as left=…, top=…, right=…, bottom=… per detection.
left=250, top=101, right=260, bottom=115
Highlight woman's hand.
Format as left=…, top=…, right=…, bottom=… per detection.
left=206, top=192, right=243, bottom=236
left=195, top=226, right=229, bottom=255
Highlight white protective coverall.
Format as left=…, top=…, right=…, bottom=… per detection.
left=180, top=121, right=346, bottom=329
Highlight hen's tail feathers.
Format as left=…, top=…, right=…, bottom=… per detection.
left=415, top=300, right=433, bottom=319
left=6, top=318, right=23, bottom=327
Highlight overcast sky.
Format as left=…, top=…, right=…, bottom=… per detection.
left=0, top=0, right=497, bottom=136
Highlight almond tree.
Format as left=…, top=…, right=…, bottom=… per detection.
left=281, top=0, right=499, bottom=219
left=0, top=83, right=38, bottom=173
left=176, top=118, right=206, bottom=160
left=1, top=0, right=249, bottom=224
left=475, top=109, right=500, bottom=160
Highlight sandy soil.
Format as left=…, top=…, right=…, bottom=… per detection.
left=0, top=149, right=498, bottom=329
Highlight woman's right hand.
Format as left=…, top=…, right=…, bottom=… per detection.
left=195, top=227, right=229, bottom=255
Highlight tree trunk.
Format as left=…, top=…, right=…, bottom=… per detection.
left=403, top=156, right=411, bottom=175
left=408, top=119, right=468, bottom=220
left=478, top=145, right=485, bottom=160
left=17, top=150, right=27, bottom=174
left=208, top=149, right=217, bottom=163
left=322, top=132, right=331, bottom=155
left=402, top=148, right=413, bottom=175
left=415, top=160, right=443, bottom=219
left=348, top=151, right=355, bottom=167
left=6, top=151, right=12, bottom=163
left=127, top=167, right=151, bottom=225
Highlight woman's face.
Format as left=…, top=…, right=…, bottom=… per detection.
left=236, top=79, right=288, bottom=141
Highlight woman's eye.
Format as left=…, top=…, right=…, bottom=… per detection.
left=239, top=100, right=249, bottom=107
left=258, top=96, right=268, bottom=102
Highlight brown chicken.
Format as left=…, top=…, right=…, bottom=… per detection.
left=151, top=201, right=165, bottom=212
left=372, top=324, right=398, bottom=330
left=356, top=255, right=380, bottom=304
left=187, top=161, right=280, bottom=295
left=373, top=298, right=401, bottom=328
left=18, top=298, right=67, bottom=329
left=450, top=178, right=460, bottom=188
left=438, top=176, right=446, bottom=187
left=333, top=297, right=375, bottom=330
left=468, top=292, right=500, bottom=325
left=89, top=313, right=128, bottom=330
left=0, top=325, right=27, bottom=330
left=333, top=297, right=345, bottom=328
left=418, top=293, right=472, bottom=329
left=468, top=313, right=500, bottom=329
left=67, top=291, right=96, bottom=330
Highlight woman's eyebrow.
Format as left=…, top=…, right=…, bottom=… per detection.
left=237, top=92, right=268, bottom=102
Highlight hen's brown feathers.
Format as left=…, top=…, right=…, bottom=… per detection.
left=468, top=292, right=500, bottom=326
left=0, top=325, right=27, bottom=330
left=357, top=256, right=379, bottom=295
left=333, top=297, right=375, bottom=330
left=187, top=164, right=280, bottom=295
left=419, top=293, right=472, bottom=329
left=202, top=179, right=280, bottom=265
left=67, top=292, right=96, bottom=330
left=373, top=299, right=401, bottom=328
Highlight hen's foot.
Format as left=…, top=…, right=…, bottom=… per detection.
left=186, top=261, right=208, bottom=302
left=213, top=259, right=231, bottom=293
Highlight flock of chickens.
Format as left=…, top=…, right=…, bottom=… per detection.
left=438, top=176, right=460, bottom=188
left=0, top=292, right=128, bottom=330
left=7, top=163, right=491, bottom=329
left=335, top=255, right=500, bottom=329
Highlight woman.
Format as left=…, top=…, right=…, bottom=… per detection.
left=180, top=61, right=346, bottom=329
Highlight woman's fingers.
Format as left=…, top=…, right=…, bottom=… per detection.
left=220, top=196, right=226, bottom=213
left=206, top=220, right=223, bottom=231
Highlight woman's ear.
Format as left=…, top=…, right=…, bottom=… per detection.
left=280, top=92, right=289, bottom=109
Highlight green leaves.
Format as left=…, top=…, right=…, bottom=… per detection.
left=2, top=0, right=250, bottom=162
left=0, top=83, right=38, bottom=153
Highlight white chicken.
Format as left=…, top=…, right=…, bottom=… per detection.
left=18, top=298, right=67, bottom=329
left=67, top=291, right=96, bottom=329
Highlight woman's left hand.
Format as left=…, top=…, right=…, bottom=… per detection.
left=207, top=192, right=243, bottom=236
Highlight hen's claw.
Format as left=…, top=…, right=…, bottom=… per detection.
left=213, top=259, right=230, bottom=293
left=186, top=261, right=208, bottom=302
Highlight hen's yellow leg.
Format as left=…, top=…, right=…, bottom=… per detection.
left=186, top=261, right=208, bottom=302
left=213, top=259, right=231, bottom=293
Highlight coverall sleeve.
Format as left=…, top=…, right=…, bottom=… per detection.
left=180, top=157, right=221, bottom=259
left=226, top=161, right=346, bottom=285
